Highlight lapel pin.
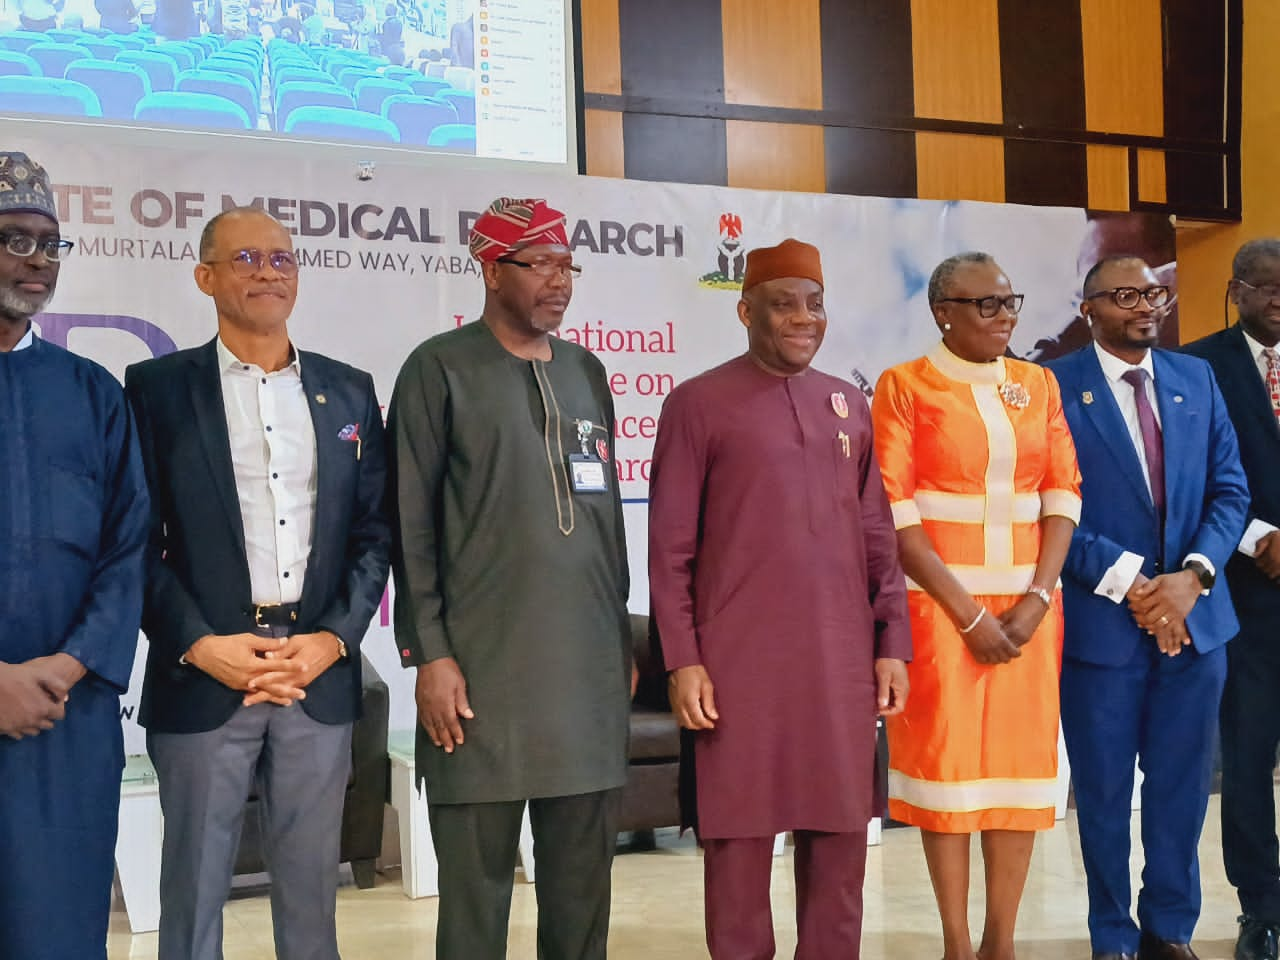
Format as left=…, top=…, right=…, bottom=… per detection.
left=831, top=392, right=849, bottom=419
left=837, top=430, right=851, bottom=458
left=315, top=393, right=327, bottom=404
left=1082, top=391, right=1094, bottom=405
left=1174, top=395, right=1184, bottom=403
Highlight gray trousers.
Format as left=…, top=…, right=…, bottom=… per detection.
left=428, top=789, right=618, bottom=960
left=148, top=700, right=353, bottom=960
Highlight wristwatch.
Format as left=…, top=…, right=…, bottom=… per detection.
left=1183, top=559, right=1215, bottom=591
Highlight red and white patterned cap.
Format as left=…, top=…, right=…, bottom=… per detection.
left=468, top=197, right=568, bottom=262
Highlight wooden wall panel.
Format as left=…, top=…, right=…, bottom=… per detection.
left=910, top=0, right=1002, bottom=123
left=1080, top=0, right=1164, bottom=136
left=1086, top=144, right=1130, bottom=210
left=723, top=0, right=822, bottom=109
left=1137, top=148, right=1168, bottom=204
left=824, top=127, right=917, bottom=198
left=997, top=0, right=1085, bottom=128
left=726, top=121, right=825, bottom=193
left=579, top=0, right=621, bottom=95
left=819, top=0, right=914, bottom=119
left=915, top=132, right=1005, bottom=202
left=623, top=113, right=727, bottom=186
left=618, top=0, right=724, bottom=101
left=584, top=109, right=624, bottom=178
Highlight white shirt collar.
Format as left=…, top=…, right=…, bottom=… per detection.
left=1241, top=326, right=1280, bottom=366
left=1094, top=340, right=1154, bottom=385
left=11, top=324, right=34, bottom=351
left=216, top=336, right=302, bottom=375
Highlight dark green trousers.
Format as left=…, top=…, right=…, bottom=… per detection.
left=428, top=789, right=619, bottom=960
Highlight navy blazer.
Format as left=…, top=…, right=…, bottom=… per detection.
left=125, top=339, right=391, bottom=734
left=1183, top=324, right=1280, bottom=620
left=1047, top=345, right=1248, bottom=666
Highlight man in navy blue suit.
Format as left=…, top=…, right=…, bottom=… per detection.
left=1184, top=238, right=1280, bottom=960
left=1048, top=255, right=1248, bottom=960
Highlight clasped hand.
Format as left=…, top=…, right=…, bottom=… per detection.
left=185, top=631, right=342, bottom=706
left=962, top=595, right=1047, bottom=665
left=0, top=653, right=86, bottom=740
left=1126, top=571, right=1198, bottom=656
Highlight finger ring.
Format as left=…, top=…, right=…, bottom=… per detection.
left=1158, top=615, right=1169, bottom=625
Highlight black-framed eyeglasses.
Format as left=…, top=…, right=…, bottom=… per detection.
left=1234, top=278, right=1280, bottom=302
left=0, top=231, right=75, bottom=261
left=203, top=248, right=299, bottom=277
left=496, top=256, right=582, bottom=278
left=1085, top=285, right=1170, bottom=310
left=937, top=294, right=1024, bottom=318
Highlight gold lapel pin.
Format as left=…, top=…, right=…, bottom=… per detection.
left=1082, top=391, right=1094, bottom=405
left=315, top=393, right=327, bottom=404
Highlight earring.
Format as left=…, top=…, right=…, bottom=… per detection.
left=943, top=322, right=952, bottom=331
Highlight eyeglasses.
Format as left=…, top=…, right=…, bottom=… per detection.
left=936, top=294, right=1024, bottom=318
left=1235, top=279, right=1280, bottom=301
left=203, top=248, right=299, bottom=277
left=497, top=256, right=582, bottom=278
left=0, top=232, right=75, bottom=261
left=1084, top=285, right=1170, bottom=309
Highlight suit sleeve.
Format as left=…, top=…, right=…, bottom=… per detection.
left=314, top=372, right=391, bottom=653
left=58, top=376, right=150, bottom=692
left=125, top=363, right=216, bottom=661
left=388, top=348, right=453, bottom=666
left=855, top=400, right=912, bottom=662
left=647, top=386, right=708, bottom=672
left=1185, top=365, right=1250, bottom=572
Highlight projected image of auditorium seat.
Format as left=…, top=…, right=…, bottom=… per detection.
left=26, top=41, right=93, bottom=77
left=65, top=58, right=151, bottom=118
left=176, top=68, right=260, bottom=124
left=0, top=51, right=40, bottom=76
left=273, top=79, right=352, bottom=129
left=426, top=122, right=474, bottom=151
left=79, top=38, right=125, bottom=59
left=352, top=75, right=410, bottom=114
left=115, top=48, right=179, bottom=90
left=152, top=41, right=200, bottom=70
left=271, top=64, right=329, bottom=87
left=381, top=93, right=456, bottom=146
left=199, top=56, right=259, bottom=89
left=405, top=75, right=447, bottom=97
left=283, top=105, right=398, bottom=142
left=436, top=88, right=472, bottom=123
left=0, top=31, right=52, bottom=53
left=0, top=75, right=101, bottom=116
left=134, top=89, right=252, bottom=129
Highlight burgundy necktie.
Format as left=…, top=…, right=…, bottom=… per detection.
left=1121, top=367, right=1165, bottom=518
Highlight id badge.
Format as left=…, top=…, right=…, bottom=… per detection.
left=568, top=453, right=609, bottom=493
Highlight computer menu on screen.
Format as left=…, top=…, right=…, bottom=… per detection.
left=473, top=0, right=568, bottom=165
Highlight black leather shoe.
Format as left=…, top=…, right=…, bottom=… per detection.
left=1237, top=914, right=1280, bottom=960
left=1092, top=953, right=1137, bottom=960
left=1138, top=931, right=1199, bottom=960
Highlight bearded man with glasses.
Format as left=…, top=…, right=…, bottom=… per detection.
left=123, top=206, right=391, bottom=960
left=1048, top=255, right=1248, bottom=960
left=1183, top=238, right=1280, bottom=960
left=0, top=152, right=150, bottom=960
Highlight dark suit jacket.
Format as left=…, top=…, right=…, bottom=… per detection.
left=1183, top=324, right=1280, bottom=623
left=125, top=338, right=391, bottom=734
left=1047, top=345, right=1248, bottom=666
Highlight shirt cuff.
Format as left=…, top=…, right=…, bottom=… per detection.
left=1182, top=552, right=1215, bottom=596
left=1095, top=551, right=1144, bottom=604
left=1240, top=519, right=1279, bottom=557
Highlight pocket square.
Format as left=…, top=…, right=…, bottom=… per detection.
left=339, top=423, right=362, bottom=460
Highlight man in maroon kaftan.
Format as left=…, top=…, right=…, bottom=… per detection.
left=648, top=238, right=912, bottom=959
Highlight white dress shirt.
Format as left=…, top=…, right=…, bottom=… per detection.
left=1238, top=328, right=1280, bottom=556
left=11, top=325, right=33, bottom=350
left=1091, top=343, right=1213, bottom=602
left=217, top=337, right=317, bottom=605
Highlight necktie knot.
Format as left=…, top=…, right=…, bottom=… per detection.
left=1121, top=367, right=1150, bottom=390
left=1265, top=347, right=1280, bottom=369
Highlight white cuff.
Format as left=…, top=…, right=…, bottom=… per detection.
left=1240, top=519, right=1279, bottom=558
left=1095, top=551, right=1144, bottom=604
left=1182, top=553, right=1215, bottom=596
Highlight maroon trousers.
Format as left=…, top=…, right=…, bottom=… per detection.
left=702, top=830, right=869, bottom=960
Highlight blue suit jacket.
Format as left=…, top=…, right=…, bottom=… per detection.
left=1047, top=345, right=1248, bottom=666
left=125, top=339, right=391, bottom=734
left=1183, top=324, right=1280, bottom=624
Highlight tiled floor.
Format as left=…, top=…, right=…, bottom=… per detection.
left=107, top=797, right=1251, bottom=959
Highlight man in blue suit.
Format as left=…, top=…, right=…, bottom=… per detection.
left=1184, top=238, right=1280, bottom=960
left=1048, top=255, right=1249, bottom=960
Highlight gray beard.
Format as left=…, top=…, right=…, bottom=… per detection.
left=0, top=286, right=51, bottom=322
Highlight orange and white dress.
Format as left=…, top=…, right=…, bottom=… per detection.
left=870, top=343, right=1082, bottom=833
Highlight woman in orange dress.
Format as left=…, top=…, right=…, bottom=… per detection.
left=871, top=252, right=1081, bottom=960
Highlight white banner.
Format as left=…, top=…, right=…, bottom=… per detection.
left=12, top=130, right=1174, bottom=748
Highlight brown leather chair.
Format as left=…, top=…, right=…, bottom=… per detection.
left=618, top=613, right=681, bottom=836
left=232, top=654, right=390, bottom=889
